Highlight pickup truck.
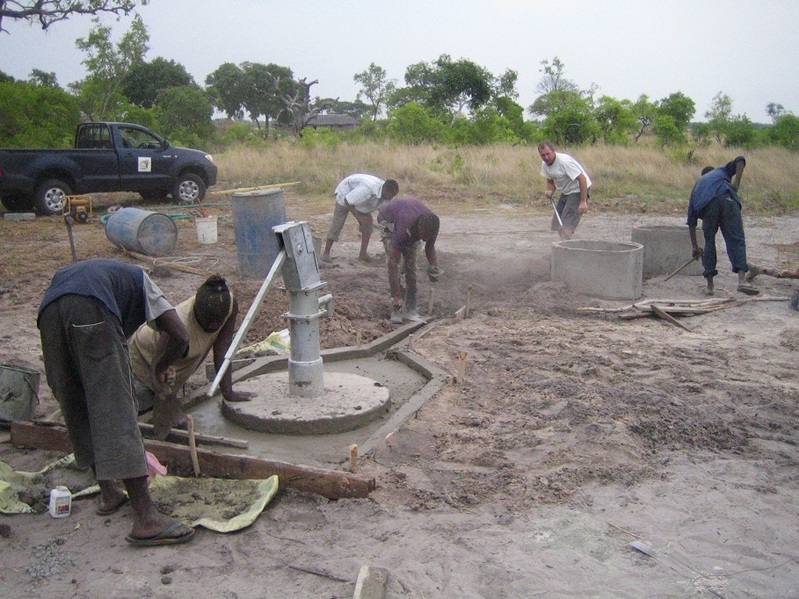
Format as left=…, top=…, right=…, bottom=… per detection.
left=0, top=122, right=218, bottom=215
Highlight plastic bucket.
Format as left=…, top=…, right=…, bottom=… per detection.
left=232, top=188, right=287, bottom=278
left=105, top=208, right=178, bottom=256
left=0, top=363, right=40, bottom=421
left=196, top=215, right=218, bottom=244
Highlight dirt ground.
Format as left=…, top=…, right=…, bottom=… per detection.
left=1, top=189, right=798, bottom=598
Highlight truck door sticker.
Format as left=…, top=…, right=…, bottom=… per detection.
left=138, top=157, right=152, bottom=173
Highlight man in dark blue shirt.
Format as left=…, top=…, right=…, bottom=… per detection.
left=687, top=156, right=758, bottom=295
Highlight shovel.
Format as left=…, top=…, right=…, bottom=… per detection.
left=549, top=194, right=564, bottom=229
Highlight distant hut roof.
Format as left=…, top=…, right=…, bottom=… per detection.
left=306, top=114, right=361, bottom=127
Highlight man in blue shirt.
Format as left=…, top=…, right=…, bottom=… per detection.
left=687, top=156, right=758, bottom=295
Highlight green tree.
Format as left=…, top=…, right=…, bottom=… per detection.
left=766, top=102, right=785, bottom=124
left=535, top=56, right=579, bottom=94
left=723, top=114, right=757, bottom=148
left=155, top=85, right=214, bottom=146
left=205, top=62, right=245, bottom=120
left=70, top=15, right=149, bottom=120
left=386, top=102, right=446, bottom=144
left=28, top=68, right=59, bottom=88
left=399, top=55, right=496, bottom=119
left=0, top=0, right=147, bottom=33
left=657, top=91, right=695, bottom=132
left=704, top=91, right=733, bottom=143
left=594, top=96, right=637, bottom=143
left=653, top=114, right=685, bottom=146
left=769, top=114, right=799, bottom=150
left=122, top=57, right=194, bottom=108
left=0, top=80, right=80, bottom=146
left=240, top=62, right=295, bottom=134
left=632, top=94, right=657, bottom=141
left=450, top=107, right=518, bottom=145
left=354, top=63, right=396, bottom=121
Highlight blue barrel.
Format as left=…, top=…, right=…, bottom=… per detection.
left=232, top=188, right=287, bottom=278
left=105, top=207, right=178, bottom=257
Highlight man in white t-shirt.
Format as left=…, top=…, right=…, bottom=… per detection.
left=538, top=142, right=592, bottom=240
left=322, top=174, right=399, bottom=262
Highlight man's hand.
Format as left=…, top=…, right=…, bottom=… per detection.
left=545, top=190, right=553, bottom=200
left=692, top=246, right=703, bottom=260
left=427, top=265, right=440, bottom=282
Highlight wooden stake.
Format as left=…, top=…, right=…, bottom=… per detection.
left=465, top=285, right=473, bottom=319
left=456, top=352, right=467, bottom=384
left=349, top=444, right=358, bottom=473
left=427, top=287, right=435, bottom=313
left=186, top=414, right=200, bottom=476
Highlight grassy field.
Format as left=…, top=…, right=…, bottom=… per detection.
left=214, top=141, right=799, bottom=216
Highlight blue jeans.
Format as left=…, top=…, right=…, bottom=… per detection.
left=698, top=194, right=748, bottom=278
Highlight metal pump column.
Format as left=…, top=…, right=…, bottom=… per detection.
left=274, top=222, right=332, bottom=397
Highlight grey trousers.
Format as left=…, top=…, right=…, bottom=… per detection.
left=39, top=295, right=148, bottom=481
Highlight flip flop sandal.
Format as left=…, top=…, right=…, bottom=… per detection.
left=125, top=522, right=195, bottom=547
left=737, top=284, right=760, bottom=296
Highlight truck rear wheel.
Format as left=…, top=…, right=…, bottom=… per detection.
left=1, top=195, right=32, bottom=212
left=35, top=179, right=71, bottom=215
left=173, top=173, right=206, bottom=204
left=140, top=190, right=169, bottom=203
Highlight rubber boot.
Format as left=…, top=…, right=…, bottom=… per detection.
left=390, top=307, right=403, bottom=324
left=404, top=287, right=422, bottom=321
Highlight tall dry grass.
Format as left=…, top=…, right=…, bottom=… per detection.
left=214, top=141, right=799, bottom=215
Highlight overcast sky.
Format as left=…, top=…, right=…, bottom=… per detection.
left=2, top=0, right=798, bottom=123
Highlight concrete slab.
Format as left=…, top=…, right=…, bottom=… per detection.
left=222, top=371, right=391, bottom=434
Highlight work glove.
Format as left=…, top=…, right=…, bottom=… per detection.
left=427, top=265, right=440, bottom=282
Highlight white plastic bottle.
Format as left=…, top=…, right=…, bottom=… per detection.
left=48, top=486, right=72, bottom=518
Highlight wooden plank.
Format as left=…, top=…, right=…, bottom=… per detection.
left=10, top=421, right=375, bottom=500
left=651, top=304, right=692, bottom=331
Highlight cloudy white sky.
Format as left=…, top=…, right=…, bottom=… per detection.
left=2, top=0, right=797, bottom=123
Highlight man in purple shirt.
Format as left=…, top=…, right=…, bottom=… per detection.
left=377, top=197, right=440, bottom=324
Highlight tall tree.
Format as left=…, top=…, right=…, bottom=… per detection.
left=536, top=56, right=579, bottom=95
left=122, top=57, right=194, bottom=108
left=240, top=62, right=294, bottom=133
left=400, top=55, right=496, bottom=119
left=28, top=68, right=59, bottom=88
left=766, top=102, right=786, bottom=124
left=0, top=0, right=147, bottom=33
left=205, top=62, right=245, bottom=120
left=704, top=91, right=733, bottom=144
left=70, top=15, right=149, bottom=120
left=632, top=94, right=657, bottom=141
left=354, top=63, right=396, bottom=121
left=656, top=91, right=695, bottom=132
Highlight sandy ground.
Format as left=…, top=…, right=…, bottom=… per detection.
left=1, top=190, right=798, bottom=598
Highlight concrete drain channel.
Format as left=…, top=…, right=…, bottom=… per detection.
left=183, top=320, right=448, bottom=470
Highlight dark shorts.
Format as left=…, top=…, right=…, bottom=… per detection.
left=551, top=192, right=584, bottom=232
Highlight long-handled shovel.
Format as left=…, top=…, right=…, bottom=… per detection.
left=549, top=194, right=564, bottom=229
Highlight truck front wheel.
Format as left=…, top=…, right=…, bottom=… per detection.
left=35, top=179, right=71, bottom=215
left=173, top=173, right=206, bottom=204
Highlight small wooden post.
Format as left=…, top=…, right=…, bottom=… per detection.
left=349, top=444, right=358, bottom=473
left=456, top=352, right=467, bottom=384
left=465, top=285, right=473, bottom=319
left=186, top=414, right=200, bottom=476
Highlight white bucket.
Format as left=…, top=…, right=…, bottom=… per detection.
left=196, top=215, right=218, bottom=244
